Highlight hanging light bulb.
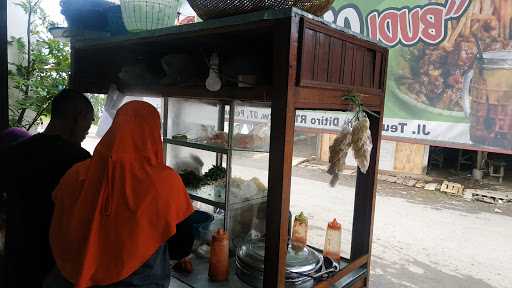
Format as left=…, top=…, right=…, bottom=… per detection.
left=206, top=53, right=222, bottom=92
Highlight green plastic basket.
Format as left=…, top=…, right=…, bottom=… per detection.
left=120, top=0, right=181, bottom=32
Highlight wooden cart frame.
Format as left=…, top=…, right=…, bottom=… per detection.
left=70, top=8, right=388, bottom=288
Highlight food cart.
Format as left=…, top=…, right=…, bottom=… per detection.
left=69, top=8, right=388, bottom=288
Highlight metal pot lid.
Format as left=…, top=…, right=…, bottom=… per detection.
left=286, top=246, right=322, bottom=274
left=236, top=238, right=323, bottom=274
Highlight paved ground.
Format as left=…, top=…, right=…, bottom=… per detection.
left=295, top=165, right=512, bottom=288
left=370, top=186, right=512, bottom=288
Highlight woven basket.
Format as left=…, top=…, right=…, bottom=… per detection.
left=187, top=0, right=334, bottom=20
left=120, top=0, right=181, bottom=32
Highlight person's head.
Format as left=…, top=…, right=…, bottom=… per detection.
left=0, top=128, right=31, bottom=149
left=45, top=89, right=94, bottom=144
left=96, top=101, right=162, bottom=163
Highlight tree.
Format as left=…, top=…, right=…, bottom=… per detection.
left=8, top=0, right=70, bottom=130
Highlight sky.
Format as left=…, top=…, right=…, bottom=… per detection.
left=40, top=0, right=66, bottom=26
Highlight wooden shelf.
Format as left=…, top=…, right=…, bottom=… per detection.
left=114, top=86, right=272, bottom=103
left=162, top=86, right=271, bottom=102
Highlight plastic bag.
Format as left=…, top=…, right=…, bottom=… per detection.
left=96, top=85, right=126, bottom=138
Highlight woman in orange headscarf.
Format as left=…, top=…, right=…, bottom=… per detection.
left=47, top=101, right=193, bottom=287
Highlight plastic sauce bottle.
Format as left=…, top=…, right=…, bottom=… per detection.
left=323, top=218, right=342, bottom=261
left=209, top=229, right=229, bottom=281
left=291, top=212, right=308, bottom=251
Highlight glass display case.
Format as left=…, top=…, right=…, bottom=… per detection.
left=162, top=99, right=270, bottom=287
left=163, top=99, right=270, bottom=250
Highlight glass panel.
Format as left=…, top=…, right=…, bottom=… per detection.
left=226, top=103, right=270, bottom=288
left=232, top=103, right=271, bottom=152
left=290, top=110, right=356, bottom=262
left=228, top=150, right=268, bottom=249
left=227, top=102, right=270, bottom=253
left=167, top=98, right=226, bottom=146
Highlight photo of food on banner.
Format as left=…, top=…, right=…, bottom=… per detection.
left=393, top=0, right=512, bottom=148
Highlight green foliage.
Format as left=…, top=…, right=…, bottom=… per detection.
left=9, top=0, right=71, bottom=130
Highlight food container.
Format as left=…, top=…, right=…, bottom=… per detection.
left=323, top=219, right=341, bottom=261
left=209, top=229, right=230, bottom=281
left=235, top=238, right=339, bottom=288
left=291, top=212, right=308, bottom=251
left=463, top=51, right=512, bottom=148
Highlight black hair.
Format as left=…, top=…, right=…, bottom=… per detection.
left=50, top=88, right=94, bottom=120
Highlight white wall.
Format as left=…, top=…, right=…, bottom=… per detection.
left=7, top=0, right=28, bottom=65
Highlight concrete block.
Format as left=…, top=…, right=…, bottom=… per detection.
left=440, top=181, right=464, bottom=196
left=424, top=183, right=439, bottom=191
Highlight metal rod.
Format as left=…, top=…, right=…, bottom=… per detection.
left=217, top=104, right=226, bottom=166
left=0, top=0, right=8, bottom=130
left=162, top=97, right=169, bottom=163
left=224, top=101, right=236, bottom=232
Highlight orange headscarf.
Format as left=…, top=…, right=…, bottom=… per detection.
left=50, top=101, right=193, bottom=287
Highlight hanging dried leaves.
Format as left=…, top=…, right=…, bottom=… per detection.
left=327, top=126, right=352, bottom=187
left=327, top=94, right=376, bottom=187
left=351, top=116, right=373, bottom=174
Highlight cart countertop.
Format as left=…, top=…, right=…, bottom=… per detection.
left=170, top=253, right=363, bottom=288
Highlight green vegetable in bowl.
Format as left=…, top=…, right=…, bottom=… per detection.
left=203, top=165, right=226, bottom=183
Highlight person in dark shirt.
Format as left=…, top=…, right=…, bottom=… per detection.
left=0, top=128, right=31, bottom=150
left=0, top=128, right=31, bottom=287
left=3, top=89, right=94, bottom=288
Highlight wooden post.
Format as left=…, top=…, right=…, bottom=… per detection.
left=349, top=111, right=382, bottom=286
left=0, top=0, right=8, bottom=130
left=350, top=111, right=382, bottom=258
left=350, top=49, right=388, bottom=286
left=319, top=134, right=334, bottom=162
left=264, top=16, right=298, bottom=288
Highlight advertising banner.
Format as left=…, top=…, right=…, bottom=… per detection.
left=326, top=0, right=512, bottom=153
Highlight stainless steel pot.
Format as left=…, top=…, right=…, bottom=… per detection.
left=235, top=238, right=339, bottom=288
